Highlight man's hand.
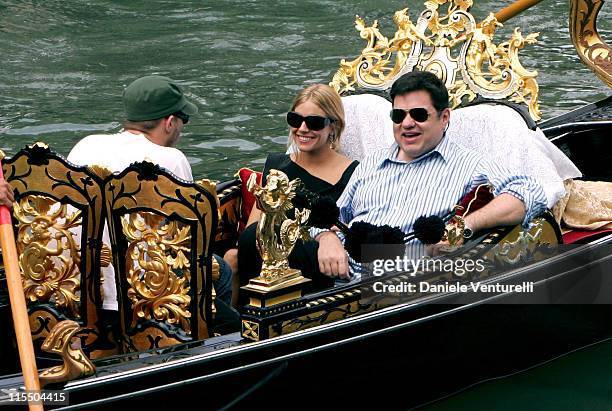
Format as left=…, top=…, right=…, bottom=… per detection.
left=0, top=179, right=14, bottom=208
left=316, top=231, right=350, bottom=279
left=427, top=192, right=527, bottom=257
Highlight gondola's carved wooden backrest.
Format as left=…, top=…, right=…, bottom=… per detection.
left=104, top=161, right=219, bottom=352
left=0, top=143, right=108, bottom=357
left=330, top=0, right=541, bottom=120
left=328, top=0, right=582, bottom=211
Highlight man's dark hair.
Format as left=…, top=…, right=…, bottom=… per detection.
left=389, top=71, right=449, bottom=112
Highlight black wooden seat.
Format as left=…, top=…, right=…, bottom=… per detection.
left=103, top=161, right=219, bottom=352
left=1, top=142, right=114, bottom=359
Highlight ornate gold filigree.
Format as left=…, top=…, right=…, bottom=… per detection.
left=242, top=320, right=260, bottom=341
left=14, top=195, right=82, bottom=317
left=271, top=301, right=378, bottom=337
left=570, top=0, right=611, bottom=87
left=122, top=212, right=193, bottom=333
left=492, top=219, right=544, bottom=264
left=3, top=143, right=113, bottom=358
left=39, top=320, right=95, bottom=386
left=248, top=169, right=310, bottom=282
left=330, top=0, right=541, bottom=120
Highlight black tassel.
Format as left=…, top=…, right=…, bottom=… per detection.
left=308, top=195, right=339, bottom=229
left=345, top=222, right=405, bottom=263
left=412, top=215, right=446, bottom=244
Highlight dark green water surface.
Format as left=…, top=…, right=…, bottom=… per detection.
left=0, top=0, right=610, bottom=180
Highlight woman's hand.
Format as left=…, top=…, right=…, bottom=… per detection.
left=316, top=231, right=350, bottom=279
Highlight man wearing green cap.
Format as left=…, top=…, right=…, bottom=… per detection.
left=68, top=75, right=233, bottom=313
left=69, top=75, right=197, bottom=182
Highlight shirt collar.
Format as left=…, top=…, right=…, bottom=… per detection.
left=378, top=133, right=451, bottom=168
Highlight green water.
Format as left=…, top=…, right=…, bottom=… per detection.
left=0, top=0, right=610, bottom=181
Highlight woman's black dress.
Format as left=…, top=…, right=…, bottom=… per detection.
left=238, top=153, right=359, bottom=290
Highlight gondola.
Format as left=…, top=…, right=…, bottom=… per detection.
left=0, top=0, right=610, bottom=409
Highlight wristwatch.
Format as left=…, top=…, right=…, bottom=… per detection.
left=462, top=224, right=473, bottom=239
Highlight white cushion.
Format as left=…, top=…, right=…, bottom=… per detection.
left=338, top=94, right=394, bottom=161
left=447, top=104, right=582, bottom=208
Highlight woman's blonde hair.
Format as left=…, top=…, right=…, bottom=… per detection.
left=288, top=84, right=345, bottom=151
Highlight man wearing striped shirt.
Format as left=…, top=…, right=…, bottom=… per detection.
left=315, top=71, right=547, bottom=278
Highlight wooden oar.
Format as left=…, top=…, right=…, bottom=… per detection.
left=495, top=0, right=545, bottom=23
left=0, top=165, right=44, bottom=411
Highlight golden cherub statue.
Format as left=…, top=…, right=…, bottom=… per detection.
left=247, top=169, right=310, bottom=283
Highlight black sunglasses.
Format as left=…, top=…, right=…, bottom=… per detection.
left=286, top=111, right=334, bottom=131
left=173, top=111, right=190, bottom=124
left=390, top=107, right=432, bottom=124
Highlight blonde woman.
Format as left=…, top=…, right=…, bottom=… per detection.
left=227, top=84, right=358, bottom=304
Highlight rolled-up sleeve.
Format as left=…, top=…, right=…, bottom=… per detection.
left=474, top=157, right=548, bottom=227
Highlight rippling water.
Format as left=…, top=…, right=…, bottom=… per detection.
left=0, top=0, right=610, bottom=180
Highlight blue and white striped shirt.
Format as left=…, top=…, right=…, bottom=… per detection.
left=315, top=136, right=547, bottom=247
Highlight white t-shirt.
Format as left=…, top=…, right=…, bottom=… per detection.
left=68, top=130, right=193, bottom=181
left=67, top=130, right=193, bottom=310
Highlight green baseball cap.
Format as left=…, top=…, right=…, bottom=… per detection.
left=123, top=75, right=198, bottom=121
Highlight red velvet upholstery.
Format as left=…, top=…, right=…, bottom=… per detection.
left=457, top=184, right=611, bottom=244
left=237, top=168, right=262, bottom=233
left=562, top=229, right=612, bottom=244
left=456, top=184, right=494, bottom=217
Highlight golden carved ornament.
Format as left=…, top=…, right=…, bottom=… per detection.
left=242, top=320, right=260, bottom=341
left=199, top=178, right=222, bottom=222
left=248, top=169, right=310, bottom=282
left=492, top=219, right=544, bottom=264
left=122, top=211, right=193, bottom=333
left=330, top=0, right=541, bottom=120
left=14, top=195, right=82, bottom=317
left=570, top=0, right=611, bottom=87
left=129, top=326, right=181, bottom=350
left=39, top=320, right=95, bottom=386
left=29, top=308, right=59, bottom=340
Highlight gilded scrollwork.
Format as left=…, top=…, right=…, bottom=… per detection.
left=104, top=161, right=218, bottom=347
left=122, top=211, right=193, bottom=333
left=330, top=0, right=541, bottom=120
left=570, top=0, right=611, bottom=87
left=491, top=219, right=544, bottom=265
left=2, top=143, right=112, bottom=357
left=14, top=195, right=82, bottom=318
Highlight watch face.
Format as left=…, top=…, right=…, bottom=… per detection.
left=463, top=227, right=473, bottom=239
